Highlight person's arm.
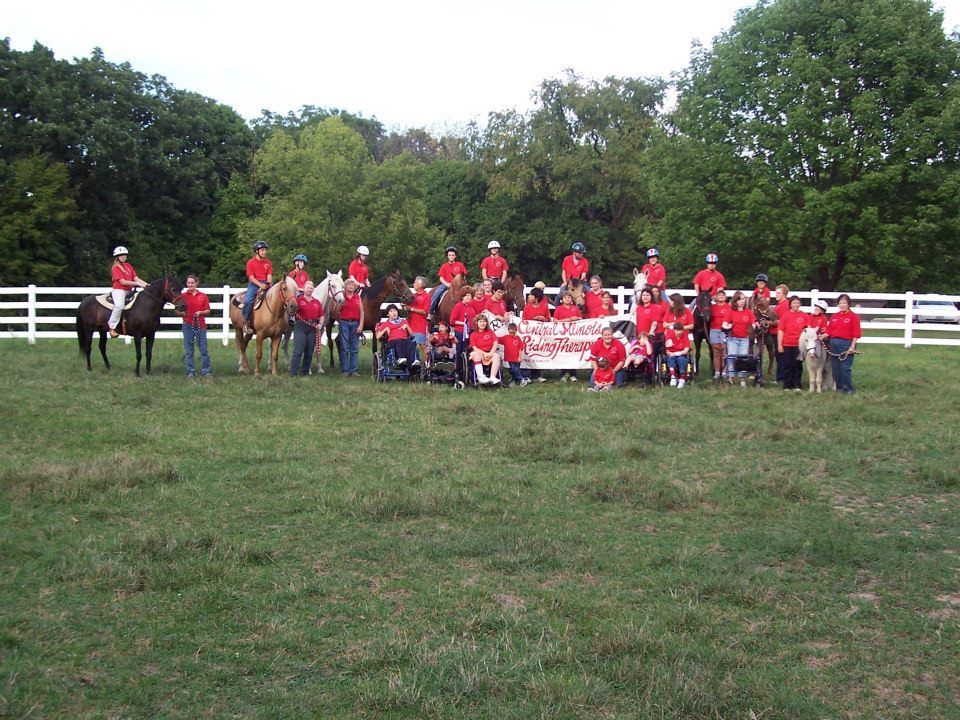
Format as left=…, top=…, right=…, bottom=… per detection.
left=777, top=327, right=785, bottom=353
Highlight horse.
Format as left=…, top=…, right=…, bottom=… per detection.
left=76, top=275, right=185, bottom=377
left=504, top=271, right=526, bottom=315
left=751, top=295, right=778, bottom=378
left=567, top=277, right=586, bottom=310
left=631, top=268, right=648, bottom=306
left=228, top=276, right=299, bottom=375
left=279, top=270, right=346, bottom=373
left=433, top=273, right=466, bottom=328
left=690, top=291, right=713, bottom=377
left=357, top=270, right=415, bottom=357
left=798, top=327, right=834, bottom=393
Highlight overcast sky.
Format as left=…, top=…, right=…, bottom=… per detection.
left=7, top=0, right=960, bottom=132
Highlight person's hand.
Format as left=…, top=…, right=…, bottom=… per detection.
left=193, top=312, right=200, bottom=320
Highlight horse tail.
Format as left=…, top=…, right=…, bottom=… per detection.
left=76, top=308, right=88, bottom=356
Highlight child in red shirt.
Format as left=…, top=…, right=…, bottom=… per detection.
left=664, top=321, right=691, bottom=388
left=449, top=287, right=477, bottom=347
left=553, top=291, right=582, bottom=381
left=589, top=357, right=615, bottom=392
left=500, top=323, right=529, bottom=386
left=469, top=314, right=501, bottom=385
left=375, top=305, right=418, bottom=368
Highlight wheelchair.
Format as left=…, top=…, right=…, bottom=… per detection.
left=460, top=350, right=503, bottom=389
left=373, top=346, right=422, bottom=383
left=722, top=351, right=763, bottom=387
left=423, top=346, right=466, bottom=388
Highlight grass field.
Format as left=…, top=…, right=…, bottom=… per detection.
left=1, top=340, right=958, bottom=719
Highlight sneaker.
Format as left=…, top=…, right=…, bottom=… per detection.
left=569, top=375, right=578, bottom=383
left=536, top=376, right=547, bottom=383
left=560, top=373, right=570, bottom=382
left=520, top=378, right=531, bottom=387
left=411, top=359, right=421, bottom=368
left=109, top=329, right=120, bottom=338
left=669, top=377, right=677, bottom=387
left=477, top=375, right=490, bottom=385
left=588, top=386, right=600, bottom=392
left=396, top=357, right=407, bottom=366
left=727, top=377, right=734, bottom=385
left=740, top=380, right=747, bottom=388
left=490, top=377, right=501, bottom=385
left=186, top=374, right=195, bottom=379
left=677, top=379, right=686, bottom=388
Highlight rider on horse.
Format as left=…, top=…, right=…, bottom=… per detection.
left=480, top=241, right=509, bottom=283
left=349, top=246, right=371, bottom=290
left=108, top=246, right=148, bottom=338
left=288, top=254, right=310, bottom=292
left=243, top=241, right=273, bottom=335
left=693, top=253, right=726, bottom=298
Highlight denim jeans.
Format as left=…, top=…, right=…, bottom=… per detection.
left=666, top=355, right=689, bottom=374
left=829, top=338, right=855, bottom=393
left=182, top=324, right=211, bottom=377
left=428, top=284, right=447, bottom=314
left=507, top=362, right=526, bottom=383
left=589, top=369, right=624, bottom=387
left=290, top=321, right=317, bottom=376
left=725, top=336, right=749, bottom=377
left=242, top=282, right=259, bottom=321
left=338, top=320, right=360, bottom=374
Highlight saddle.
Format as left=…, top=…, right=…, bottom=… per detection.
left=231, top=287, right=268, bottom=311
left=95, top=290, right=139, bottom=311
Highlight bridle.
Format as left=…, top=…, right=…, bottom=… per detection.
left=266, top=279, right=298, bottom=317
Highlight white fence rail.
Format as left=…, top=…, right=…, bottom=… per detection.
left=2, top=285, right=959, bottom=348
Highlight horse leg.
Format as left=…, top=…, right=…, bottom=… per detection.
left=235, top=330, right=248, bottom=373
left=98, top=331, right=109, bottom=370
left=254, top=337, right=263, bottom=376
left=327, top=322, right=336, bottom=369
left=145, top=333, right=155, bottom=375
left=270, top=335, right=280, bottom=376
left=134, top=336, right=143, bottom=377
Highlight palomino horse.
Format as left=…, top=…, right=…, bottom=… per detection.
left=798, top=327, right=834, bottom=392
left=691, top=291, right=713, bottom=378
left=504, top=271, right=526, bottom=315
left=567, top=277, right=586, bottom=310
left=76, top=275, right=184, bottom=376
left=750, top=295, right=777, bottom=378
left=229, top=276, right=299, bottom=375
left=279, top=270, right=346, bottom=373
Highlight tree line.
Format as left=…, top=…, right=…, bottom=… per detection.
left=2, top=0, right=958, bottom=291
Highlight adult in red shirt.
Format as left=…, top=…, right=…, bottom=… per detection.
left=650, top=286, right=669, bottom=309
left=521, top=288, right=551, bottom=321
left=288, top=254, right=310, bottom=291
left=822, top=293, right=861, bottom=393
left=641, top=248, right=667, bottom=293
left=376, top=305, right=418, bottom=367
left=723, top=291, right=756, bottom=385
left=290, top=280, right=324, bottom=376
left=778, top=295, right=809, bottom=390
left=449, top=287, right=477, bottom=347
left=468, top=314, right=501, bottom=385
left=429, top=246, right=468, bottom=317
left=707, top=289, right=732, bottom=379
left=243, top=241, right=273, bottom=334
left=337, top=278, right=365, bottom=377
left=404, top=276, right=432, bottom=361
left=589, top=326, right=626, bottom=388
left=773, top=283, right=790, bottom=382
left=752, top=273, right=771, bottom=300
left=107, top=245, right=148, bottom=337
left=480, top=241, right=509, bottom=283
left=348, top=246, right=371, bottom=289
left=583, top=276, right=606, bottom=318
left=598, top=291, right=617, bottom=317
left=470, top=279, right=492, bottom=316
left=663, top=293, right=694, bottom=332
left=176, top=274, right=211, bottom=378
left=693, top=253, right=726, bottom=297
left=635, top=288, right=664, bottom=335
left=558, top=241, right=589, bottom=304
left=484, top=284, right=508, bottom=322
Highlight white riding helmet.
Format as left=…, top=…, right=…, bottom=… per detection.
left=356, top=245, right=370, bottom=256
left=814, top=300, right=829, bottom=311
left=113, top=246, right=129, bottom=257
left=487, top=240, right=501, bottom=249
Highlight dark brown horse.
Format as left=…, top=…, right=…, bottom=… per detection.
left=750, top=295, right=777, bottom=377
left=691, top=291, right=713, bottom=377
left=76, top=275, right=184, bottom=376
left=325, top=270, right=414, bottom=362
left=433, top=274, right=466, bottom=327
left=504, top=271, right=526, bottom=314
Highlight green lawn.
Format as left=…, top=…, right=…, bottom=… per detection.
left=1, top=341, right=958, bottom=719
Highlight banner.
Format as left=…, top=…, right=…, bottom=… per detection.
left=484, top=313, right=636, bottom=369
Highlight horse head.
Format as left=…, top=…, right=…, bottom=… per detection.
left=326, top=269, right=346, bottom=306
left=799, top=327, right=820, bottom=359
left=568, top=277, right=585, bottom=308
left=279, top=276, right=299, bottom=318
left=694, top=291, right=713, bottom=325
left=390, top=270, right=415, bottom=303
left=505, top=272, right=525, bottom=312
left=162, top=274, right=186, bottom=313
left=632, top=268, right=648, bottom=303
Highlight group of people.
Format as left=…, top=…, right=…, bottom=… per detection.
left=105, top=239, right=862, bottom=393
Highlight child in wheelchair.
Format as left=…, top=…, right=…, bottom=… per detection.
left=375, top=305, right=419, bottom=368
left=428, top=320, right=457, bottom=373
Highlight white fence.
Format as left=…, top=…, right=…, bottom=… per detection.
left=1, top=285, right=959, bottom=348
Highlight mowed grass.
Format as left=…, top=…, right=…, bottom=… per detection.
left=1, top=340, right=958, bottom=719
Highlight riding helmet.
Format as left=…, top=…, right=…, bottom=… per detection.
left=487, top=240, right=501, bottom=249
left=571, top=242, right=587, bottom=253
left=756, top=273, right=768, bottom=282
left=445, top=246, right=458, bottom=255
left=253, top=241, right=269, bottom=251
left=356, top=245, right=370, bottom=256
left=646, top=247, right=659, bottom=258
left=705, top=253, right=719, bottom=263
left=814, top=299, right=829, bottom=311
left=293, top=254, right=308, bottom=263
left=112, top=245, right=130, bottom=257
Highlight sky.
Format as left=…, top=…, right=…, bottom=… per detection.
left=6, top=0, right=960, bottom=133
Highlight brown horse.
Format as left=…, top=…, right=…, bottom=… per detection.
left=76, top=275, right=184, bottom=376
left=229, top=276, right=299, bottom=375
left=750, top=295, right=777, bottom=377
left=691, top=291, right=713, bottom=377
left=504, top=271, right=526, bottom=315
left=434, top=274, right=466, bottom=327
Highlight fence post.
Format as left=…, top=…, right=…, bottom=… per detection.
left=617, top=285, right=626, bottom=314
left=904, top=290, right=914, bottom=349
left=222, top=286, right=231, bottom=346
left=809, top=288, right=819, bottom=313
left=27, top=285, right=37, bottom=344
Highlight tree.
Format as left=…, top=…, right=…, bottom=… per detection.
left=659, top=0, right=960, bottom=291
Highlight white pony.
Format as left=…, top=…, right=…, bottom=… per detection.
left=631, top=268, right=648, bottom=306
left=798, top=326, right=834, bottom=393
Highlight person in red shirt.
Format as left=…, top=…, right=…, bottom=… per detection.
left=521, top=288, right=551, bottom=322
left=663, top=293, right=694, bottom=331
left=664, top=321, right=691, bottom=387
left=583, top=276, right=606, bottom=318
left=469, top=314, right=501, bottom=385
left=723, top=291, right=756, bottom=386
left=641, top=248, right=667, bottom=294
left=822, top=293, right=861, bottom=393
left=589, top=357, right=616, bottom=391
left=649, top=286, right=669, bottom=309
left=376, top=305, right=418, bottom=368
left=553, top=292, right=582, bottom=322
left=429, top=246, right=468, bottom=318
left=348, top=246, right=371, bottom=289
left=404, top=276, right=431, bottom=361
left=808, top=300, right=829, bottom=334
left=480, top=241, right=509, bottom=283
left=337, top=278, right=365, bottom=377
left=752, top=273, right=771, bottom=301
left=107, top=245, right=148, bottom=337
left=558, top=242, right=589, bottom=304
left=484, top=284, right=508, bottom=322
left=693, top=253, right=726, bottom=297
left=708, top=289, right=732, bottom=379
left=288, top=254, right=310, bottom=291
left=635, top=287, right=665, bottom=361
left=290, top=280, right=324, bottom=376
left=778, top=295, right=809, bottom=390
left=429, top=320, right=457, bottom=361
left=176, top=274, right=211, bottom=378
left=623, top=332, right=653, bottom=373
left=589, top=326, right=626, bottom=388
left=773, top=283, right=790, bottom=382
left=470, top=279, right=492, bottom=316
left=598, top=291, right=617, bottom=317
left=243, top=241, right=273, bottom=334
left=500, top=323, right=530, bottom=386
left=449, top=287, right=477, bottom=347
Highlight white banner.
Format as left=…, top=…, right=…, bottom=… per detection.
left=484, top=313, right=635, bottom=369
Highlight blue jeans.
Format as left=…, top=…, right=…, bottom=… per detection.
left=507, top=362, right=526, bottom=383
left=338, top=319, right=360, bottom=375
left=428, top=285, right=447, bottom=315
left=667, top=355, right=689, bottom=374
left=242, top=282, right=259, bottom=321
left=290, top=321, right=317, bottom=376
left=725, top=336, right=749, bottom=377
left=829, top=338, right=855, bottom=393
left=182, top=324, right=211, bottom=377
left=589, top=369, right=624, bottom=387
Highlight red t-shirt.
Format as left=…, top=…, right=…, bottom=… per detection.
left=407, top=290, right=430, bottom=334
left=826, top=310, right=862, bottom=340
left=522, top=302, right=551, bottom=321
left=246, top=257, right=273, bottom=282
left=438, top=261, right=468, bottom=283
left=181, top=289, right=210, bottom=328
left=593, top=367, right=616, bottom=385
left=295, top=295, right=323, bottom=323
left=111, top=262, right=136, bottom=290
left=752, top=286, right=771, bottom=299
left=480, top=255, right=509, bottom=279
left=553, top=304, right=582, bottom=321
left=665, top=328, right=690, bottom=352
left=774, top=299, right=789, bottom=332
left=449, top=302, right=476, bottom=333
left=583, top=290, right=605, bottom=318
left=709, top=303, right=733, bottom=331
left=808, top=312, right=828, bottom=333
left=597, top=304, right=616, bottom=317
left=470, top=329, right=497, bottom=352
left=779, top=310, right=809, bottom=347
left=348, top=259, right=369, bottom=285
left=430, top=331, right=454, bottom=349
left=642, top=262, right=667, bottom=288
left=484, top=297, right=507, bottom=316
left=635, top=303, right=664, bottom=334
left=500, top=334, right=525, bottom=363
left=338, top=293, right=362, bottom=321
left=561, top=254, right=589, bottom=281
left=693, top=269, right=726, bottom=296
left=376, top=319, right=410, bottom=342
left=468, top=297, right=487, bottom=316
left=288, top=269, right=310, bottom=289
left=727, top=309, right=755, bottom=338
left=663, top=308, right=693, bottom=328
left=590, top=338, right=626, bottom=368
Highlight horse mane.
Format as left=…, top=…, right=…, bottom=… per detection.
left=367, top=274, right=388, bottom=297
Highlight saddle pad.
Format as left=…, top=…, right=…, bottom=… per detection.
left=95, top=292, right=138, bottom=311
left=232, top=291, right=265, bottom=310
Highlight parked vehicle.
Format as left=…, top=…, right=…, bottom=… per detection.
left=913, top=297, right=960, bottom=324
